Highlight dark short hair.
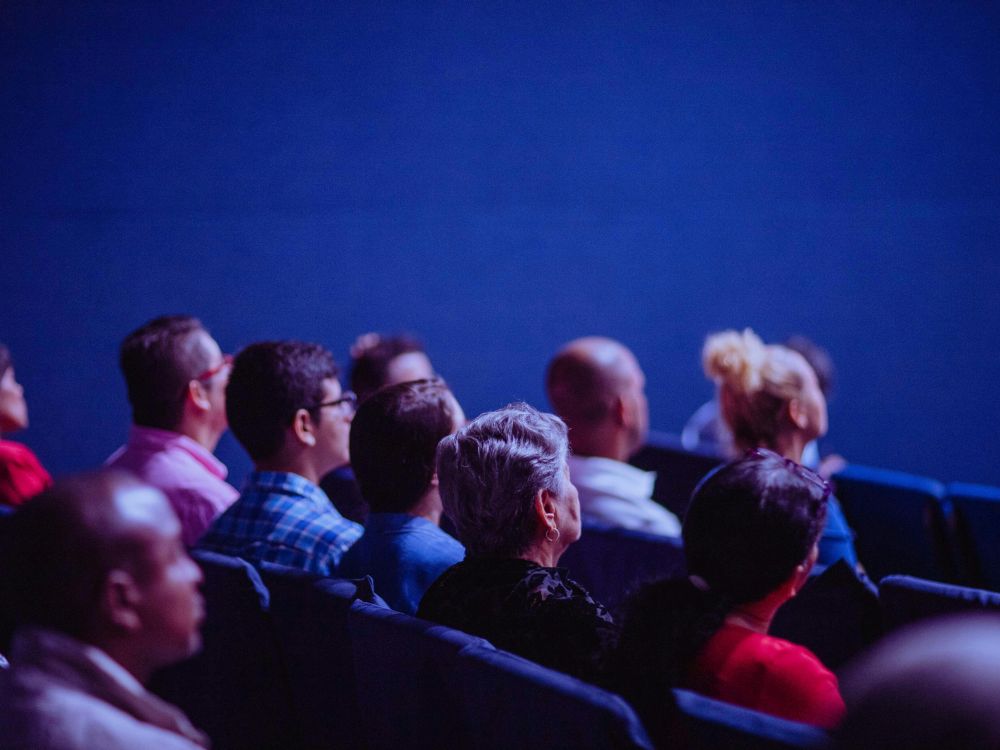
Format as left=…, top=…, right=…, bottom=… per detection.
left=350, top=379, right=458, bottom=513
left=226, top=340, right=339, bottom=462
left=350, top=334, right=426, bottom=403
left=0, top=471, right=159, bottom=646
left=119, top=315, right=213, bottom=430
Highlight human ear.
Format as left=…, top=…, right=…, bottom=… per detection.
left=101, top=570, right=143, bottom=632
left=787, top=398, right=808, bottom=430
left=292, top=408, right=317, bottom=447
left=187, top=380, right=211, bottom=412
left=533, top=488, right=558, bottom=530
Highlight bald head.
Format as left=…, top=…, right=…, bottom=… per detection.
left=0, top=471, right=181, bottom=643
left=546, top=337, right=648, bottom=460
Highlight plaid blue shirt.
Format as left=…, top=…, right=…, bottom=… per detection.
left=196, top=471, right=363, bottom=576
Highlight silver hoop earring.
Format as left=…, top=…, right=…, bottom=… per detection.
left=545, top=526, right=560, bottom=543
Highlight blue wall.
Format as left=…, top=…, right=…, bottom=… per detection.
left=3, top=2, right=999, bottom=487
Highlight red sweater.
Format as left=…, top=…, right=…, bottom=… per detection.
left=686, top=623, right=845, bottom=728
left=0, top=439, right=52, bottom=507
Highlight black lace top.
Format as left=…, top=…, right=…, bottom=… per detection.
left=417, top=557, right=618, bottom=683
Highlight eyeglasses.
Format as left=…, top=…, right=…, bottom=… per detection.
left=194, top=354, right=234, bottom=382
left=311, top=391, right=358, bottom=413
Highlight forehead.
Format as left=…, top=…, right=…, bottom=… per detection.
left=189, top=329, right=222, bottom=360
left=112, top=485, right=181, bottom=537
left=386, top=351, right=434, bottom=385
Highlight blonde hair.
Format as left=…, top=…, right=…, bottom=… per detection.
left=702, top=328, right=809, bottom=452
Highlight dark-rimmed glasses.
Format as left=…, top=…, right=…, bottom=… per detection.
left=310, top=391, right=358, bottom=413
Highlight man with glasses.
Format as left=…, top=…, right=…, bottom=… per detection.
left=107, top=315, right=238, bottom=546
left=196, top=341, right=362, bottom=574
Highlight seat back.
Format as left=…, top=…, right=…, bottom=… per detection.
left=832, top=464, right=950, bottom=582
left=771, top=559, right=881, bottom=671
left=454, top=644, right=653, bottom=750
left=879, top=574, right=1000, bottom=633
left=949, top=482, right=1000, bottom=589
left=259, top=562, right=376, bottom=750
left=629, top=431, right=722, bottom=519
left=671, top=689, right=828, bottom=750
left=560, top=523, right=685, bottom=616
left=347, top=602, right=489, bottom=749
left=150, top=550, right=295, bottom=750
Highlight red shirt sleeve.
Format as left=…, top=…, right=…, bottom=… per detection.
left=0, top=441, right=53, bottom=506
left=755, top=638, right=846, bottom=729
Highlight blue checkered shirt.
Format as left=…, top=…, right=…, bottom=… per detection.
left=196, top=471, right=363, bottom=575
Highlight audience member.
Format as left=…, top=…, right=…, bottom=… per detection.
left=105, top=316, right=238, bottom=546
left=613, top=449, right=844, bottom=741
left=701, top=328, right=858, bottom=567
left=836, top=614, right=1000, bottom=749
left=338, top=379, right=466, bottom=614
left=418, top=403, right=617, bottom=683
left=349, top=332, right=434, bottom=404
left=321, top=333, right=435, bottom=524
left=683, top=333, right=845, bottom=475
left=0, top=471, right=208, bottom=749
left=0, top=342, right=52, bottom=506
left=546, top=336, right=680, bottom=536
left=197, top=340, right=362, bottom=574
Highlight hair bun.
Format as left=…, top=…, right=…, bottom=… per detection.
left=703, top=328, right=766, bottom=393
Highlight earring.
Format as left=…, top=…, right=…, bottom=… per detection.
left=545, top=526, right=560, bottom=543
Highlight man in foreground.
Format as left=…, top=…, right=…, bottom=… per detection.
left=0, top=471, right=208, bottom=749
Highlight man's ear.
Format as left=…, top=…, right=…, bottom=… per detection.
left=186, top=380, right=212, bottom=413
left=612, top=394, right=628, bottom=427
left=291, top=408, right=317, bottom=447
left=100, top=570, right=143, bottom=633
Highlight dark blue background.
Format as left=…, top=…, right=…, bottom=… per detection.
left=3, top=2, right=998, bottom=487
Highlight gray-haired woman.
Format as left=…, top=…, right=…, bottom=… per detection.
left=417, top=403, right=617, bottom=684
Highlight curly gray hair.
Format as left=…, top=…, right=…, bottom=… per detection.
left=436, top=402, right=569, bottom=558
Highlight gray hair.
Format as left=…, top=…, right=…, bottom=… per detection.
left=436, top=402, right=569, bottom=558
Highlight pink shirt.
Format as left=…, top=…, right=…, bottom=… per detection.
left=106, top=426, right=239, bottom=546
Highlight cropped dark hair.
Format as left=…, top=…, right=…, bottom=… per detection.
left=350, top=334, right=426, bottom=403
left=0, top=471, right=158, bottom=647
left=226, top=340, right=339, bottom=462
left=119, top=315, right=212, bottom=430
left=350, top=379, right=458, bottom=513
left=436, top=402, right=568, bottom=558
left=612, top=449, right=829, bottom=738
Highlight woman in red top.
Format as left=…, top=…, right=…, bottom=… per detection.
left=0, top=343, right=52, bottom=507
left=613, top=448, right=844, bottom=741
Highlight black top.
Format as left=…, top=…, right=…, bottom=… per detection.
left=417, top=557, right=618, bottom=683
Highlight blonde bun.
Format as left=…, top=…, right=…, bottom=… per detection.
left=703, top=328, right=767, bottom=393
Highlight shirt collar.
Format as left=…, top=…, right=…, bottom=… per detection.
left=566, top=453, right=656, bottom=497
left=245, top=470, right=331, bottom=509
left=127, top=425, right=228, bottom=480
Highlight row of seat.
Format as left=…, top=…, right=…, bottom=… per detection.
left=631, top=431, right=1000, bottom=589
left=154, top=550, right=830, bottom=750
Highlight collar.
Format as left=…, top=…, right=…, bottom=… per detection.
left=245, top=470, right=331, bottom=508
left=126, top=425, right=228, bottom=480
left=566, top=454, right=656, bottom=497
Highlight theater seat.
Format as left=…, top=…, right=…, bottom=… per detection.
left=559, top=522, right=685, bottom=616
left=150, top=550, right=295, bottom=750
left=347, top=601, right=491, bottom=749
left=879, top=574, right=1000, bottom=633
left=671, top=689, right=828, bottom=749
left=629, top=431, right=723, bottom=519
left=771, top=559, right=881, bottom=672
left=454, top=644, right=654, bottom=750
left=831, top=464, right=951, bottom=583
left=259, top=562, right=382, bottom=750
left=949, top=482, right=1000, bottom=590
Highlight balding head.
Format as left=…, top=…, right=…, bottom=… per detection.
left=546, top=337, right=648, bottom=460
left=0, top=470, right=204, bottom=681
